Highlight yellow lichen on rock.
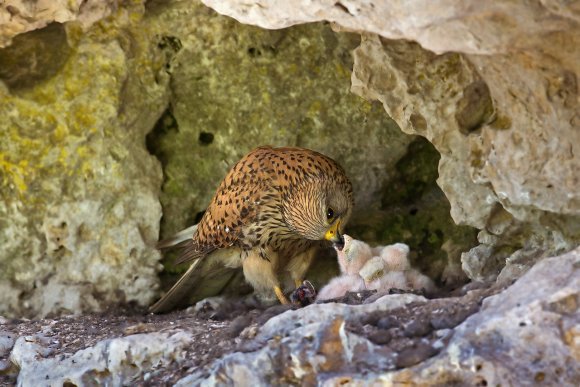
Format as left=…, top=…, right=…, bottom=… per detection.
left=0, top=0, right=166, bottom=318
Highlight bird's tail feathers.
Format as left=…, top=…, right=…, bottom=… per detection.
left=157, top=224, right=198, bottom=250
left=174, top=240, right=212, bottom=265
left=149, top=258, right=203, bottom=313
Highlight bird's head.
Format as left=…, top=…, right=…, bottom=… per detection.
left=282, top=178, right=353, bottom=250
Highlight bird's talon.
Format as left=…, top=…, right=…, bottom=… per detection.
left=274, top=286, right=290, bottom=304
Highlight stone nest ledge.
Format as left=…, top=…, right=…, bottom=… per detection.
left=0, top=0, right=579, bottom=385
left=0, top=247, right=578, bottom=385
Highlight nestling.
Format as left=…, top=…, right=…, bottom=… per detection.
left=379, top=243, right=411, bottom=271
left=316, top=275, right=365, bottom=300
left=150, top=146, right=353, bottom=312
left=336, top=234, right=373, bottom=275
left=317, top=235, right=437, bottom=301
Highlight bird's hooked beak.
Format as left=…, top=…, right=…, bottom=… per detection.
left=325, top=220, right=345, bottom=251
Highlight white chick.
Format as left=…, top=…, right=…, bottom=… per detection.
left=370, top=245, right=385, bottom=256
left=316, top=275, right=366, bottom=301
left=359, top=257, right=407, bottom=293
left=336, top=234, right=373, bottom=275
left=367, top=271, right=409, bottom=293
left=405, top=269, right=437, bottom=295
left=358, top=256, right=386, bottom=284
left=380, top=243, right=411, bottom=271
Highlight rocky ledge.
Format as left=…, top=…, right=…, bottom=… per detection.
left=1, top=247, right=578, bottom=386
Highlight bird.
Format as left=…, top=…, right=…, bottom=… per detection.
left=405, top=269, right=437, bottom=294
left=317, top=236, right=437, bottom=300
left=316, top=275, right=365, bottom=301
left=150, top=145, right=354, bottom=313
left=336, top=234, right=373, bottom=275
left=379, top=243, right=411, bottom=271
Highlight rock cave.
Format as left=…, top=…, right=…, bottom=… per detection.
left=0, top=0, right=579, bottom=385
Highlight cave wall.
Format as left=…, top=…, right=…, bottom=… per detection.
left=1, top=0, right=578, bottom=317
left=0, top=2, right=169, bottom=318
left=0, top=0, right=446, bottom=317
left=145, top=3, right=412, bottom=239
left=203, top=0, right=580, bottom=282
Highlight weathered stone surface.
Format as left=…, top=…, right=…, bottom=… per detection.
left=0, top=2, right=169, bottom=318
left=202, top=0, right=580, bottom=282
left=349, top=36, right=507, bottom=282
left=352, top=36, right=496, bottom=228
left=0, top=330, right=15, bottom=358
left=10, top=331, right=194, bottom=386
left=350, top=246, right=580, bottom=385
left=0, top=22, right=71, bottom=90
left=0, top=0, right=118, bottom=48
left=147, top=0, right=412, bottom=239
left=202, top=0, right=580, bottom=55
left=177, top=294, right=429, bottom=386
left=2, top=248, right=576, bottom=385
left=0, top=309, right=240, bottom=385
left=185, top=246, right=580, bottom=385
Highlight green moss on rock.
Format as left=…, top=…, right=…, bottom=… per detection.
left=146, top=2, right=412, bottom=240
left=349, top=137, right=478, bottom=284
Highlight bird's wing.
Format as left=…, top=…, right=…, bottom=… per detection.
left=175, top=148, right=278, bottom=265
left=149, top=257, right=205, bottom=313
left=172, top=146, right=352, bottom=266
left=149, top=248, right=244, bottom=313
left=156, top=224, right=198, bottom=250
left=152, top=148, right=278, bottom=312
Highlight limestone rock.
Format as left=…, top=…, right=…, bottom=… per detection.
left=10, top=331, right=194, bottom=386
left=1, top=248, right=576, bottom=385
left=177, top=294, right=428, bottom=386
left=352, top=36, right=496, bottom=227
left=0, top=330, right=15, bottom=358
left=0, top=2, right=170, bottom=317
left=358, top=245, right=580, bottom=385
left=202, top=0, right=580, bottom=282
left=201, top=0, right=580, bottom=55
left=0, top=0, right=118, bottom=48
left=183, top=246, right=580, bottom=385
left=351, top=29, right=580, bottom=283
left=147, top=0, right=413, bottom=238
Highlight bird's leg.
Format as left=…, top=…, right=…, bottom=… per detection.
left=286, top=247, right=318, bottom=306
left=243, top=248, right=289, bottom=304
left=274, top=286, right=290, bottom=304
left=287, top=247, right=317, bottom=289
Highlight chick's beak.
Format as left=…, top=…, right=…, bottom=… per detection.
left=325, top=221, right=344, bottom=250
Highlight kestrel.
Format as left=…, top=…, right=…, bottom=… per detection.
left=150, top=145, right=353, bottom=312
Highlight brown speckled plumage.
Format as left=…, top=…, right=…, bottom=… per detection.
left=151, top=146, right=353, bottom=312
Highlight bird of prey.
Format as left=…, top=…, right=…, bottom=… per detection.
left=150, top=145, right=353, bottom=313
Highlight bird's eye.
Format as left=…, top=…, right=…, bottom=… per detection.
left=326, top=207, right=334, bottom=220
